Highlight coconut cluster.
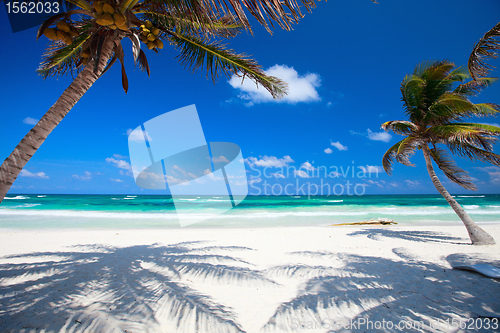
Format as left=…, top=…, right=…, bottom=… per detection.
left=94, top=2, right=128, bottom=30
left=43, top=21, right=79, bottom=44
left=140, top=20, right=163, bottom=50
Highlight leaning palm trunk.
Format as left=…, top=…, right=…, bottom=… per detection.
left=422, top=145, right=495, bottom=245
left=0, top=39, right=117, bottom=203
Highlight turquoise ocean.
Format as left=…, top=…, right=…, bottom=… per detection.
left=0, top=194, right=499, bottom=229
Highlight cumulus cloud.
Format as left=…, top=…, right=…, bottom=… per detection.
left=110, top=178, right=124, bottom=183
left=249, top=177, right=262, bottom=185
left=20, top=169, right=49, bottom=179
left=212, top=156, right=230, bottom=163
left=359, top=165, right=384, bottom=174
left=331, top=141, right=348, bottom=151
left=475, top=166, right=500, bottom=184
left=72, top=171, right=92, bottom=181
left=23, top=117, right=38, bottom=125
left=229, top=65, right=321, bottom=105
left=106, top=156, right=131, bottom=170
left=351, top=129, right=392, bottom=143
left=294, top=170, right=310, bottom=178
left=324, top=148, right=333, bottom=154
left=126, top=128, right=153, bottom=143
left=405, top=180, right=420, bottom=187
left=245, top=155, right=294, bottom=167
left=270, top=172, right=286, bottom=178
left=300, top=162, right=316, bottom=171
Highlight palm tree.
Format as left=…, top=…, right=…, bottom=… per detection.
left=381, top=60, right=500, bottom=245
left=0, top=0, right=320, bottom=202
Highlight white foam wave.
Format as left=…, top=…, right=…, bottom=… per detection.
left=178, top=199, right=197, bottom=201
left=327, top=200, right=343, bottom=203
left=464, top=205, right=480, bottom=209
left=4, top=196, right=29, bottom=200
left=457, top=195, right=485, bottom=198
left=126, top=196, right=137, bottom=198
left=124, top=198, right=135, bottom=200
left=37, top=195, right=46, bottom=198
left=0, top=209, right=178, bottom=219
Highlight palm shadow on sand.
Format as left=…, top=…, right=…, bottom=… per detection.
left=347, top=228, right=468, bottom=245
left=0, top=241, right=276, bottom=332
left=263, top=251, right=500, bottom=333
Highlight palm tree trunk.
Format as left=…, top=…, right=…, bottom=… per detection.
left=0, top=38, right=117, bottom=203
left=422, top=145, right=495, bottom=245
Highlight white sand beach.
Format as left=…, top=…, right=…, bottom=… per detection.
left=0, top=224, right=499, bottom=332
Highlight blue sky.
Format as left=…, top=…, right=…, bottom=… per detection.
left=1, top=0, right=500, bottom=196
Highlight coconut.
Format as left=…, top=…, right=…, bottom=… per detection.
left=147, top=33, right=155, bottom=41
left=57, top=30, right=72, bottom=44
left=102, top=3, right=115, bottom=15
left=155, top=39, right=163, bottom=49
left=113, top=13, right=126, bottom=26
left=147, top=41, right=155, bottom=49
left=145, top=20, right=153, bottom=29
left=43, top=28, right=58, bottom=40
left=96, top=13, right=114, bottom=26
left=56, top=21, right=71, bottom=33
left=151, top=27, right=160, bottom=35
left=93, top=1, right=104, bottom=14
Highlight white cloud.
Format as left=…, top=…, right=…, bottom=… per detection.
left=475, top=166, right=500, bottom=184
left=324, top=148, right=333, bottom=154
left=110, top=178, right=124, bottom=183
left=229, top=65, right=321, bottom=105
left=126, top=128, right=153, bottom=143
left=359, top=165, right=383, bottom=174
left=405, top=180, right=420, bottom=187
left=300, top=162, right=315, bottom=171
left=331, top=141, right=348, bottom=151
left=351, top=129, right=392, bottom=143
left=245, top=155, right=294, bottom=167
left=249, top=177, right=262, bottom=185
left=367, top=129, right=392, bottom=142
left=294, top=170, right=310, bottom=178
left=20, top=169, right=49, bottom=179
left=23, top=117, right=38, bottom=125
left=106, top=156, right=131, bottom=170
left=270, top=172, right=286, bottom=178
left=72, top=171, right=92, bottom=181
left=212, top=156, right=230, bottom=163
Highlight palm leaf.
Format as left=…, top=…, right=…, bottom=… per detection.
left=454, top=77, right=498, bottom=96
left=429, top=147, right=477, bottom=190
left=146, top=11, right=243, bottom=39
left=381, top=120, right=418, bottom=136
left=37, top=33, right=91, bottom=78
left=382, top=137, right=419, bottom=174
left=167, top=30, right=287, bottom=98
left=448, top=141, right=500, bottom=167
left=427, top=123, right=499, bottom=150
left=468, top=22, right=500, bottom=79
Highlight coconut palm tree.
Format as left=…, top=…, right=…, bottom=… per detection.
left=381, top=60, right=500, bottom=245
left=0, top=0, right=322, bottom=202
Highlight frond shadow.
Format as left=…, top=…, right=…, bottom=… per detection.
left=347, top=228, right=468, bottom=244
left=0, top=241, right=274, bottom=332
left=263, top=251, right=500, bottom=333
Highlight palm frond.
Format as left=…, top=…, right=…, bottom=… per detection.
left=382, top=137, right=419, bottom=174
left=400, top=74, right=424, bottom=121
left=427, top=123, right=499, bottom=150
left=146, top=11, right=243, bottom=39
left=473, top=103, right=500, bottom=117
left=448, top=141, right=500, bottom=167
left=454, top=77, right=498, bottom=96
left=142, top=0, right=321, bottom=34
left=381, top=120, right=418, bottom=136
left=429, top=147, right=477, bottom=190
left=426, top=92, right=477, bottom=122
left=37, top=33, right=91, bottom=78
left=167, top=30, right=287, bottom=98
left=468, top=22, right=500, bottom=79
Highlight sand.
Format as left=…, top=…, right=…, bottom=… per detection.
left=0, top=224, right=499, bottom=332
